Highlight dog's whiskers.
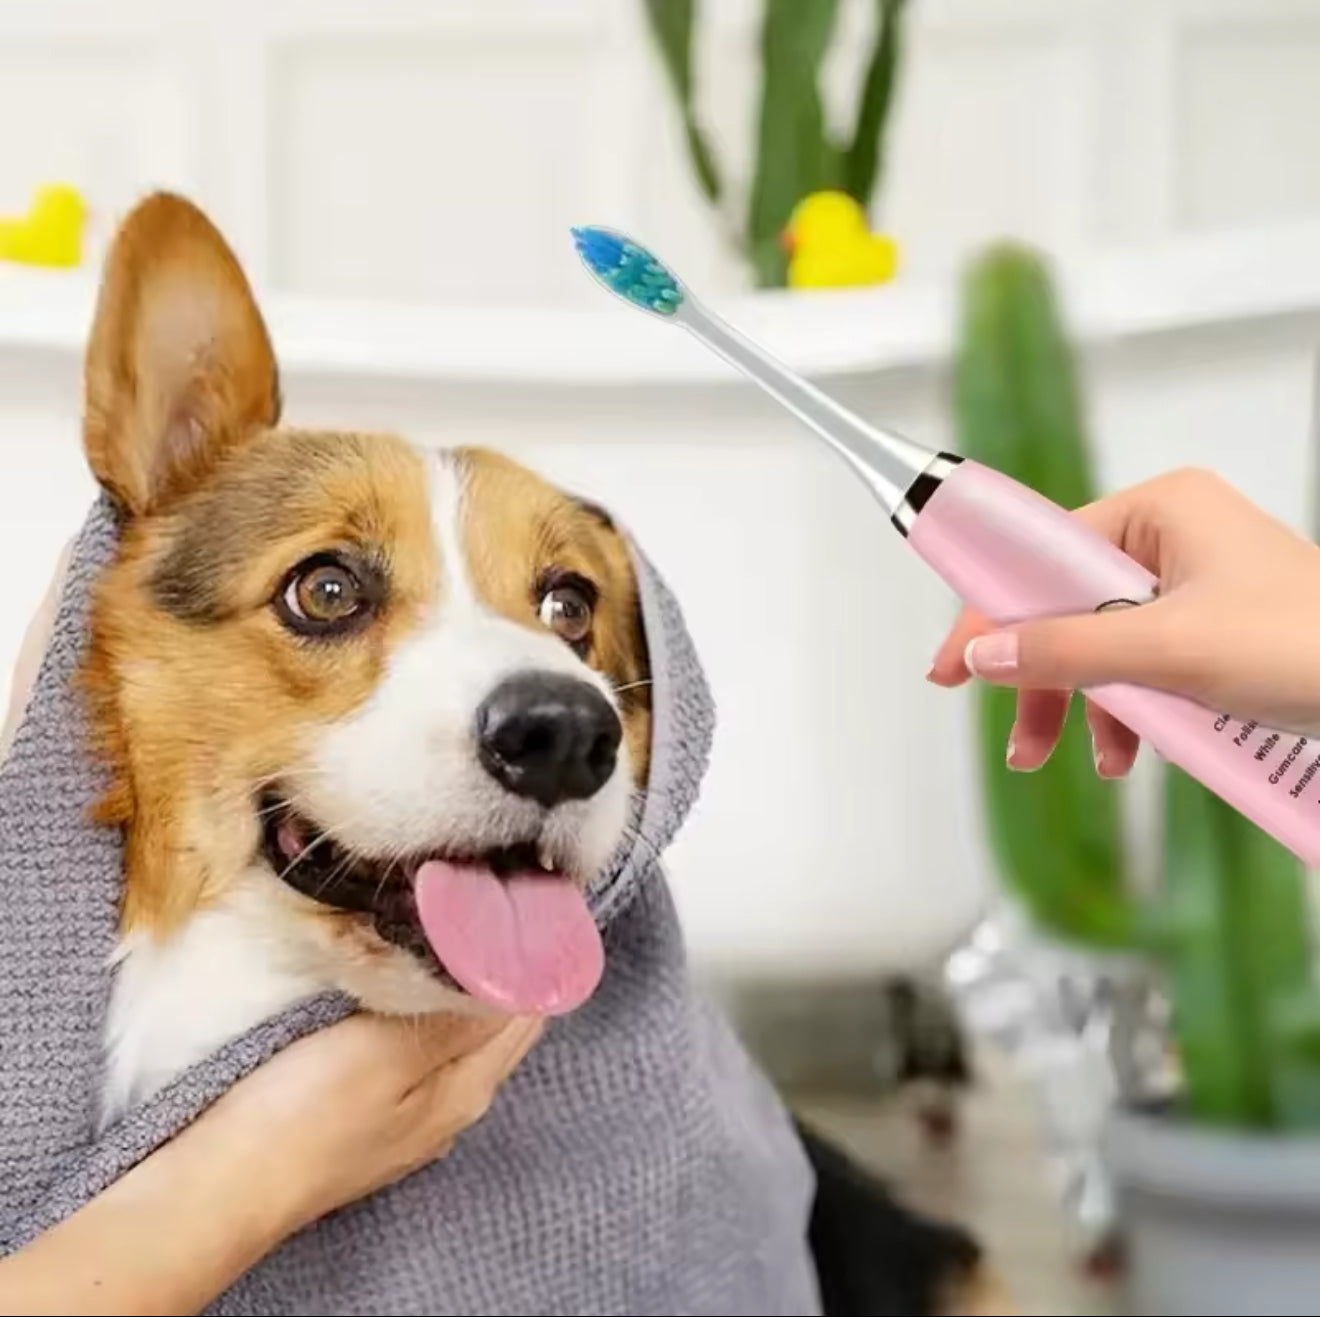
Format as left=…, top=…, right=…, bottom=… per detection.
left=372, top=851, right=414, bottom=905
left=275, top=829, right=340, bottom=887
left=611, top=678, right=653, bottom=695
left=314, top=850, right=362, bottom=902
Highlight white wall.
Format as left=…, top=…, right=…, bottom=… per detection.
left=4, top=0, right=1320, bottom=302
left=4, top=0, right=1320, bottom=977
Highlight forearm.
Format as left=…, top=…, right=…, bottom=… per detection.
left=0, top=1109, right=301, bottom=1316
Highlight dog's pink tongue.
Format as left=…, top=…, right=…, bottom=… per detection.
left=413, top=860, right=604, bottom=1015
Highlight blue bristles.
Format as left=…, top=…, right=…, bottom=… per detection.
left=570, top=226, right=684, bottom=316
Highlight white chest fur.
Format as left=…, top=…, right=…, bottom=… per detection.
left=101, top=874, right=324, bottom=1125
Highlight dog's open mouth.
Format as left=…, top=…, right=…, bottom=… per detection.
left=259, top=795, right=604, bottom=1015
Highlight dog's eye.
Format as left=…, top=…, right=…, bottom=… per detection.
left=277, top=557, right=371, bottom=636
left=293, top=564, right=360, bottom=620
left=538, top=585, right=593, bottom=646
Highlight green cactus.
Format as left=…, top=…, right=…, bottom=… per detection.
left=639, top=0, right=724, bottom=207
left=952, top=245, right=1137, bottom=951
left=953, top=242, right=1320, bottom=1130
left=641, top=0, right=910, bottom=288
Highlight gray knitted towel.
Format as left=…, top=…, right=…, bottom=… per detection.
left=0, top=490, right=822, bottom=1315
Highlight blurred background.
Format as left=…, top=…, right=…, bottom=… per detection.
left=3, top=0, right=1319, bottom=989
left=6, top=1, right=1320, bottom=1306
left=3, top=0, right=1319, bottom=974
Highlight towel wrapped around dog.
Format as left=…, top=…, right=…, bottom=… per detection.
left=0, top=491, right=823, bottom=1315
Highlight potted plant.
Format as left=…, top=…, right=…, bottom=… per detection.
left=952, top=243, right=1320, bottom=1316
left=641, top=0, right=909, bottom=288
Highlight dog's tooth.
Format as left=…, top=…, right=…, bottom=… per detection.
left=538, top=844, right=555, bottom=872
left=276, top=819, right=305, bottom=860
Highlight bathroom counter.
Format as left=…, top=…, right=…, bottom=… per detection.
left=4, top=220, right=1320, bottom=387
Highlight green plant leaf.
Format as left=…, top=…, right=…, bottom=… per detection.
left=975, top=691, right=1134, bottom=946
left=1162, top=765, right=1320, bottom=1129
left=1271, top=991, right=1320, bottom=1123
left=749, top=233, right=788, bottom=288
left=955, top=243, right=1095, bottom=510
left=641, top=0, right=724, bottom=204
left=842, top=0, right=909, bottom=205
left=1160, top=767, right=1271, bottom=1124
left=953, top=243, right=1134, bottom=948
left=745, top=0, right=842, bottom=286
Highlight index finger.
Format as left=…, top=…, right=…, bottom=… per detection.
left=924, top=485, right=1164, bottom=688
left=401, top=1010, right=515, bottom=1067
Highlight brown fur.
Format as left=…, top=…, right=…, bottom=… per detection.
left=81, top=430, right=440, bottom=935
left=79, top=192, right=651, bottom=943
left=83, top=193, right=282, bottom=516
left=458, top=447, right=652, bottom=783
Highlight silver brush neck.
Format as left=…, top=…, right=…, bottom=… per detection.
left=674, top=299, right=952, bottom=520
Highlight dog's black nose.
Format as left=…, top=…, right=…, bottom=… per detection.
left=476, top=671, right=622, bottom=808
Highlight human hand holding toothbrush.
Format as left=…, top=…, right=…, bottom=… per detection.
left=571, top=224, right=1320, bottom=860
left=928, top=465, right=1320, bottom=776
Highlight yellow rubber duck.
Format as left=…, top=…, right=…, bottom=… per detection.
left=0, top=183, right=88, bottom=268
left=780, top=190, right=899, bottom=290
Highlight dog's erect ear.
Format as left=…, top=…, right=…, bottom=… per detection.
left=83, top=191, right=281, bottom=516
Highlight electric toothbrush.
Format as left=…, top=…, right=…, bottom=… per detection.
left=570, top=224, right=1320, bottom=867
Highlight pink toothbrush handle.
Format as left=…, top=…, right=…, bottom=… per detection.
left=907, top=459, right=1320, bottom=866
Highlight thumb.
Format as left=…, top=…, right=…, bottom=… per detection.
left=964, top=600, right=1181, bottom=692
left=411, top=1017, right=543, bottom=1121
left=366, top=1011, right=511, bottom=1088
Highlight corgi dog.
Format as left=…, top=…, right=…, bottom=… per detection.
left=79, top=193, right=652, bottom=1119
left=71, top=191, right=1014, bottom=1317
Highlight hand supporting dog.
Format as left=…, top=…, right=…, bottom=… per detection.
left=0, top=556, right=543, bottom=1317
left=0, top=1012, right=540, bottom=1316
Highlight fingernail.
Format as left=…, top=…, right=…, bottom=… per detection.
left=1006, top=738, right=1041, bottom=773
left=1092, top=739, right=1119, bottom=779
left=965, top=632, right=1019, bottom=678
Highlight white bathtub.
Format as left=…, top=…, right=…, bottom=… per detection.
left=3, top=222, right=1319, bottom=977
